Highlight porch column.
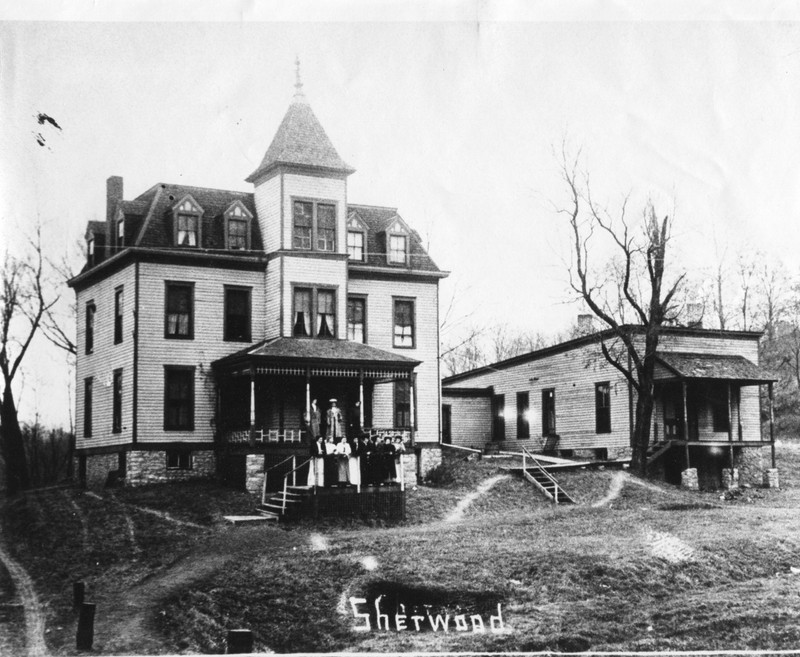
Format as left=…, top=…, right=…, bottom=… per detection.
left=681, top=380, right=689, bottom=441
left=249, top=366, right=256, bottom=445
left=358, top=370, right=365, bottom=431
left=727, top=382, right=734, bottom=471
left=305, top=367, right=311, bottom=429
left=769, top=382, right=776, bottom=469
left=409, top=373, right=416, bottom=446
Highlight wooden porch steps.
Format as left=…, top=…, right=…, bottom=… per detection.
left=258, top=485, right=314, bottom=521
left=522, top=468, right=576, bottom=504
left=646, top=440, right=674, bottom=465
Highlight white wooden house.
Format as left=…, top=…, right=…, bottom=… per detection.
left=69, top=76, right=447, bottom=493
left=442, top=326, right=777, bottom=488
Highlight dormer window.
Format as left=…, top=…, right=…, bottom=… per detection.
left=386, top=217, right=410, bottom=265
left=293, top=199, right=336, bottom=252
left=87, top=236, right=95, bottom=266
left=117, top=214, right=125, bottom=247
left=389, top=234, right=407, bottom=264
left=224, top=201, right=253, bottom=250
left=347, top=213, right=367, bottom=261
left=172, top=196, right=203, bottom=248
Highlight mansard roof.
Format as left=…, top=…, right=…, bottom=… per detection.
left=133, top=183, right=263, bottom=251
left=245, top=97, right=355, bottom=183
left=348, top=204, right=441, bottom=273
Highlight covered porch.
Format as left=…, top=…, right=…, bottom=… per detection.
left=651, top=351, right=778, bottom=485
left=211, top=337, right=421, bottom=449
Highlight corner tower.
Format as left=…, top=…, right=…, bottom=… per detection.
left=249, top=61, right=355, bottom=339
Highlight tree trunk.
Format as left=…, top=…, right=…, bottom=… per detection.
left=630, top=390, right=655, bottom=475
left=1, top=384, right=30, bottom=495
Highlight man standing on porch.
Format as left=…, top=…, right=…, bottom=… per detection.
left=327, top=399, right=344, bottom=440
left=308, top=399, right=321, bottom=438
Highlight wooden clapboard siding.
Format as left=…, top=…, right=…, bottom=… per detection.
left=265, top=263, right=281, bottom=339
left=443, top=395, right=492, bottom=448
left=281, top=256, right=348, bottom=337
left=648, top=332, right=760, bottom=360
left=372, top=380, right=394, bottom=428
left=348, top=277, right=440, bottom=443
left=444, top=341, right=631, bottom=451
left=282, top=173, right=347, bottom=253
left=136, top=261, right=266, bottom=445
left=253, top=174, right=281, bottom=253
left=75, top=263, right=137, bottom=450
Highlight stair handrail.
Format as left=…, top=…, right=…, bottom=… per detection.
left=281, top=457, right=312, bottom=513
left=522, top=447, right=565, bottom=504
left=262, top=454, right=297, bottom=506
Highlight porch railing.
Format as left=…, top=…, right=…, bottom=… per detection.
left=367, top=428, right=411, bottom=442
left=224, top=428, right=308, bottom=444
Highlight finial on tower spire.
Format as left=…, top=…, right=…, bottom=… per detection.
left=293, top=55, right=305, bottom=101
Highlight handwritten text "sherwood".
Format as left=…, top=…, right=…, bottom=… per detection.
left=349, top=596, right=506, bottom=633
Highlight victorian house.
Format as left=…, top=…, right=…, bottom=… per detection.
left=69, top=73, right=447, bottom=495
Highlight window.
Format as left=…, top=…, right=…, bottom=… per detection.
left=164, top=367, right=195, bottom=431
left=224, top=202, right=252, bottom=250
left=117, top=216, right=125, bottom=246
left=228, top=219, right=248, bottom=250
left=112, top=369, right=123, bottom=434
left=517, top=392, right=530, bottom=439
left=347, top=297, right=366, bottom=343
left=317, top=204, right=336, bottom=251
left=542, top=388, right=556, bottom=436
left=165, top=283, right=193, bottom=339
left=595, top=382, right=611, bottom=434
left=292, top=199, right=336, bottom=251
left=85, top=302, right=96, bottom=354
left=395, top=379, right=412, bottom=428
left=83, top=377, right=93, bottom=438
left=293, top=287, right=336, bottom=339
left=166, top=450, right=193, bottom=470
left=389, top=234, right=407, bottom=264
left=224, top=287, right=251, bottom=342
left=711, top=387, right=730, bottom=433
left=87, top=237, right=95, bottom=266
left=176, top=214, right=198, bottom=246
left=492, top=394, right=505, bottom=441
left=347, top=230, right=364, bottom=260
left=393, top=299, right=415, bottom=348
left=114, top=287, right=124, bottom=344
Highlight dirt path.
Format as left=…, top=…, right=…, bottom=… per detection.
left=592, top=470, right=679, bottom=507
left=444, top=474, right=509, bottom=522
left=93, top=525, right=303, bottom=654
left=0, top=538, right=48, bottom=657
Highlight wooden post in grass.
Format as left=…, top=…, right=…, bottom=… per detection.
left=227, top=629, right=253, bottom=654
left=76, top=602, right=95, bottom=650
left=73, top=581, right=85, bottom=607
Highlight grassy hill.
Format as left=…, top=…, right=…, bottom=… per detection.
left=2, top=444, right=800, bottom=653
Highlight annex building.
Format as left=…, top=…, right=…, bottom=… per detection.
left=69, top=73, right=447, bottom=493
left=442, top=325, right=778, bottom=489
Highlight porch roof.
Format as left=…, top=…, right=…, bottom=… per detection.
left=212, top=337, right=420, bottom=372
left=655, top=352, right=777, bottom=384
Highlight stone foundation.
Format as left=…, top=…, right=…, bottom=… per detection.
left=681, top=468, right=699, bottom=490
left=83, top=453, right=120, bottom=489
left=722, top=468, right=739, bottom=490
left=126, top=450, right=215, bottom=487
left=400, top=453, right=417, bottom=487
left=418, top=445, right=442, bottom=481
left=245, top=454, right=265, bottom=494
left=734, top=447, right=763, bottom=487
left=763, top=468, right=780, bottom=488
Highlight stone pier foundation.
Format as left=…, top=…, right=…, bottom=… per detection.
left=681, top=468, right=699, bottom=490
left=722, top=468, right=739, bottom=490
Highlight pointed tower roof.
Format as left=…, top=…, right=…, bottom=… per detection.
left=246, top=60, right=355, bottom=183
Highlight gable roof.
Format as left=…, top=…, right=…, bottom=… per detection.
left=348, top=204, right=441, bottom=273
left=246, top=97, right=354, bottom=182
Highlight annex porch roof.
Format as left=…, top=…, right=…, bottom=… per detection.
left=654, top=352, right=777, bottom=384
left=212, top=337, right=420, bottom=378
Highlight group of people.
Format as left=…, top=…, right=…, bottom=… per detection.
left=305, top=398, right=406, bottom=488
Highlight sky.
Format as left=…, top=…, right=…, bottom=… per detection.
left=2, top=2, right=800, bottom=427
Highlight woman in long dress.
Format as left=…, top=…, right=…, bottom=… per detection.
left=335, top=438, right=351, bottom=485
left=307, top=435, right=325, bottom=487
left=347, top=437, right=361, bottom=488
left=324, top=436, right=338, bottom=487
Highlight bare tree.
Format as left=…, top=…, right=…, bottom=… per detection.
left=735, top=251, right=759, bottom=331
left=558, top=151, right=685, bottom=476
left=1, top=227, right=60, bottom=494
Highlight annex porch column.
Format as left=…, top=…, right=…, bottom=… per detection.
left=727, top=382, right=734, bottom=471
left=681, top=380, right=689, bottom=441
left=769, top=381, right=776, bottom=469
left=409, top=373, right=416, bottom=445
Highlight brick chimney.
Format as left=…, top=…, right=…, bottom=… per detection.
left=686, top=303, right=704, bottom=329
left=576, top=314, right=595, bottom=335
left=106, top=176, right=123, bottom=224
